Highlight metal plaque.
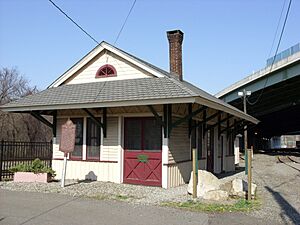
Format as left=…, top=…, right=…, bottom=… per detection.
left=59, top=119, right=76, bottom=153
left=137, top=154, right=148, bottom=163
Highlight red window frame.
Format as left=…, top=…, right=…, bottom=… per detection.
left=124, top=117, right=162, bottom=152
left=95, top=64, right=117, bottom=78
left=69, top=118, right=83, bottom=160
left=86, top=117, right=101, bottom=161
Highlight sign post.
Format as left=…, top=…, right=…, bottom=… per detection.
left=247, top=147, right=253, bottom=200
left=192, top=148, right=198, bottom=198
left=61, top=153, right=68, bottom=187
left=59, top=119, right=76, bottom=188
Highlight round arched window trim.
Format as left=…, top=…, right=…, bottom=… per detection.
left=95, top=64, right=117, bottom=78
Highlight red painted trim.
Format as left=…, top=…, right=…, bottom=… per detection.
left=86, top=117, right=101, bottom=161
left=123, top=117, right=162, bottom=186
left=52, top=158, right=118, bottom=163
left=95, top=64, right=117, bottom=78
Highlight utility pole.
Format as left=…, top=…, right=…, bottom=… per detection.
left=238, top=89, right=252, bottom=200
left=238, top=89, right=251, bottom=152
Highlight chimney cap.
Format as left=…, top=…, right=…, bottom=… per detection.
left=167, top=30, right=184, bottom=36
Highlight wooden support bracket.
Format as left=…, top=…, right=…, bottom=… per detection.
left=30, top=111, right=53, bottom=129
left=220, top=119, right=245, bottom=135
left=171, top=106, right=207, bottom=131
left=83, top=108, right=107, bottom=138
left=147, top=105, right=165, bottom=127
left=52, top=110, right=57, bottom=137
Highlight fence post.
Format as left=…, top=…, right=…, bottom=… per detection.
left=50, top=140, right=53, bottom=168
left=0, top=140, right=4, bottom=181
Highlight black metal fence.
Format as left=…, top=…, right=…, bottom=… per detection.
left=0, top=141, right=52, bottom=181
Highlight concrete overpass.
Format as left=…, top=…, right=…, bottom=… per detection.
left=216, top=44, right=300, bottom=147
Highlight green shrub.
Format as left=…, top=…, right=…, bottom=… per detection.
left=9, top=158, right=56, bottom=178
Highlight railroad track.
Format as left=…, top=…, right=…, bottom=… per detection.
left=277, top=155, right=300, bottom=164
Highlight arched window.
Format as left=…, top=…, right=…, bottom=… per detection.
left=95, top=64, right=117, bottom=78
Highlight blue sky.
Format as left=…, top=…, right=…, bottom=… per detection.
left=0, top=0, right=299, bottom=94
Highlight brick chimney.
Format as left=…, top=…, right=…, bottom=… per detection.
left=167, top=30, right=184, bottom=81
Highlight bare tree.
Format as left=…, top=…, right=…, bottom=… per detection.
left=0, top=67, right=51, bottom=142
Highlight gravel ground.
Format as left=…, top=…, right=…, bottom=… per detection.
left=249, top=153, right=300, bottom=225
left=0, top=179, right=192, bottom=205
left=1, top=153, right=299, bottom=224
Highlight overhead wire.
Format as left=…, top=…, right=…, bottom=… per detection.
left=48, top=0, right=138, bottom=63
left=106, top=0, right=137, bottom=63
left=246, top=0, right=293, bottom=105
left=113, top=0, right=137, bottom=46
left=48, top=0, right=99, bottom=45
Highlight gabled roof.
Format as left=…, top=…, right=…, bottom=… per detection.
left=1, top=41, right=259, bottom=124
left=49, top=41, right=167, bottom=88
left=1, top=76, right=259, bottom=124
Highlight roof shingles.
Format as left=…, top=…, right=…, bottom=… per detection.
left=2, top=77, right=194, bottom=108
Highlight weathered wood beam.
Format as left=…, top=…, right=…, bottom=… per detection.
left=147, top=105, right=165, bottom=127
left=230, top=121, right=254, bottom=136
left=203, top=111, right=222, bottom=132
left=220, top=119, right=245, bottom=135
left=188, top=103, right=193, bottom=137
left=83, top=108, right=104, bottom=132
left=210, top=114, right=234, bottom=130
left=30, top=111, right=53, bottom=129
left=52, top=110, right=57, bottom=137
left=163, top=104, right=172, bottom=138
left=167, top=104, right=172, bottom=138
left=102, top=108, right=107, bottom=138
left=171, top=106, right=207, bottom=130
left=218, top=113, right=221, bottom=140
left=203, top=109, right=207, bottom=138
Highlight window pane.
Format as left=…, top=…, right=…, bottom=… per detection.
left=125, top=119, right=141, bottom=150
left=87, top=118, right=101, bottom=160
left=70, top=118, right=83, bottom=159
left=143, top=118, right=162, bottom=151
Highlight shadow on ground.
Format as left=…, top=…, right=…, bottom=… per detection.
left=265, top=186, right=300, bottom=225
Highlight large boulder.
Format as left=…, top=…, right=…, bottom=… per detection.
left=203, top=190, right=229, bottom=201
left=188, top=170, right=221, bottom=198
left=231, top=178, right=257, bottom=197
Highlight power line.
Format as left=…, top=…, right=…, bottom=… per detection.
left=113, top=0, right=137, bottom=45
left=48, top=0, right=99, bottom=45
left=267, top=0, right=287, bottom=59
left=247, top=0, right=293, bottom=106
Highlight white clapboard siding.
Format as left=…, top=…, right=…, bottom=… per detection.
left=101, top=117, right=119, bottom=161
left=168, top=117, right=190, bottom=163
left=65, top=51, right=153, bottom=85
left=167, top=161, right=192, bottom=188
left=52, top=118, right=68, bottom=159
left=52, top=160, right=120, bottom=183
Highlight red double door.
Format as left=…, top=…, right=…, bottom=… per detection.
left=124, top=117, right=162, bottom=186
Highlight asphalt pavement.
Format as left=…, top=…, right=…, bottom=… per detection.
left=0, top=190, right=276, bottom=225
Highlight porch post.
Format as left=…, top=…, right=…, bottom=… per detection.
left=162, top=130, right=169, bottom=189
left=52, top=110, right=57, bottom=142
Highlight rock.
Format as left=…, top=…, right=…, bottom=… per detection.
left=230, top=178, right=257, bottom=196
left=220, top=180, right=232, bottom=193
left=203, top=190, right=229, bottom=201
left=188, top=170, right=221, bottom=197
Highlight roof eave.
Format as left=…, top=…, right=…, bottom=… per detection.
left=1, top=97, right=196, bottom=112
left=195, top=97, right=259, bottom=124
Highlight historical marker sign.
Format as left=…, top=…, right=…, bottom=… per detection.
left=59, top=119, right=76, bottom=187
left=59, top=119, right=76, bottom=153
